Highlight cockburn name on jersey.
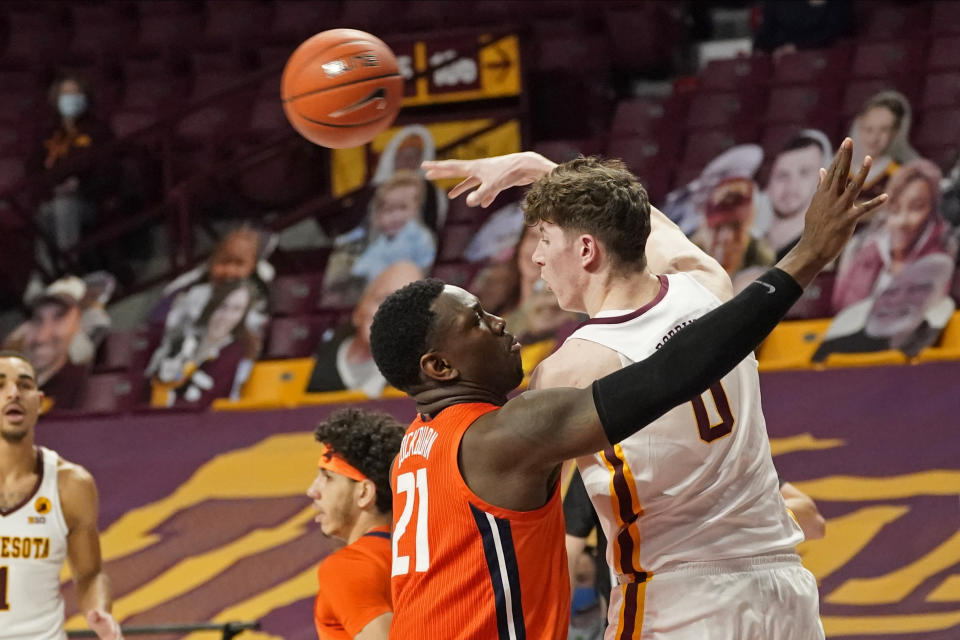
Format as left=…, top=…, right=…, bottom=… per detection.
left=655, top=319, right=695, bottom=350
left=0, top=536, right=51, bottom=559
left=398, top=426, right=440, bottom=466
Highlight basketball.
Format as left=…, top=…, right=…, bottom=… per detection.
left=281, top=28, right=404, bottom=149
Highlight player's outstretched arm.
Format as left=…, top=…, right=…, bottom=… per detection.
left=493, top=138, right=887, bottom=469
left=61, top=464, right=123, bottom=640
left=646, top=206, right=733, bottom=301
left=422, top=151, right=557, bottom=208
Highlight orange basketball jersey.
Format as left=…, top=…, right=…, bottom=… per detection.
left=390, top=402, right=570, bottom=640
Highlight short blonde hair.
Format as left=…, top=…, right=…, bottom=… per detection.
left=371, top=170, right=426, bottom=213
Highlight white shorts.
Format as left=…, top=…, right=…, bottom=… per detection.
left=604, top=553, right=824, bottom=640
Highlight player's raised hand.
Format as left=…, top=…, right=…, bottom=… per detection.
left=779, top=137, right=888, bottom=287
left=422, top=151, right=557, bottom=208
left=86, top=609, right=123, bottom=640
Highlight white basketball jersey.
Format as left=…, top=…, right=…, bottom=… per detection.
left=0, top=446, right=69, bottom=640
left=569, top=273, right=802, bottom=578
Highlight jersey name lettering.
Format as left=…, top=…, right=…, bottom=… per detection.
left=0, top=536, right=51, bottom=559
left=397, top=426, right=439, bottom=466
left=655, top=319, right=695, bottom=350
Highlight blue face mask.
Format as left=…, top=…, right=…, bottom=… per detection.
left=58, top=93, right=87, bottom=119
left=571, top=586, right=599, bottom=614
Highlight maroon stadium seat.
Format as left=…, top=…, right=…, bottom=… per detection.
left=268, top=0, right=339, bottom=41
left=604, top=4, right=682, bottom=73
left=927, top=37, right=960, bottom=72
left=270, top=273, right=321, bottom=317
left=841, top=76, right=922, bottom=120
left=771, top=44, right=853, bottom=86
left=439, top=224, right=480, bottom=262
left=532, top=35, right=609, bottom=72
left=2, top=7, right=68, bottom=63
left=914, top=143, right=959, bottom=173
left=136, top=1, right=203, bottom=50
left=605, top=134, right=680, bottom=177
left=679, top=125, right=760, bottom=171
left=685, top=90, right=767, bottom=130
left=859, top=3, right=931, bottom=40
left=766, top=85, right=842, bottom=127
left=913, top=108, right=960, bottom=150
left=68, top=3, right=138, bottom=57
left=0, top=157, right=25, bottom=194
left=264, top=316, right=320, bottom=359
left=432, top=262, right=481, bottom=289
left=850, top=40, right=925, bottom=78
left=77, top=373, right=137, bottom=414
left=610, top=98, right=671, bottom=138
left=699, top=56, right=772, bottom=92
left=921, top=72, right=960, bottom=110
left=201, top=0, right=271, bottom=44
left=930, top=1, right=960, bottom=35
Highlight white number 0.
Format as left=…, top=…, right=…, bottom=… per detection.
left=392, top=468, right=430, bottom=576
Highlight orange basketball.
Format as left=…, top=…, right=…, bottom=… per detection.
left=281, top=29, right=404, bottom=149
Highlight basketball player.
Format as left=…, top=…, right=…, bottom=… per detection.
left=422, top=145, right=876, bottom=638
left=372, top=139, right=883, bottom=639
left=0, top=351, right=122, bottom=640
left=308, top=408, right=404, bottom=640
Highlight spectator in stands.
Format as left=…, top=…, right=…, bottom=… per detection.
left=309, top=408, right=404, bottom=640
left=833, top=159, right=953, bottom=312
left=3, top=276, right=96, bottom=411
left=567, top=547, right=605, bottom=640
left=814, top=253, right=955, bottom=360
left=323, top=172, right=436, bottom=306
left=150, top=225, right=272, bottom=343
left=371, top=124, right=447, bottom=231
left=761, top=130, right=833, bottom=258
left=31, top=74, right=115, bottom=272
left=147, top=278, right=259, bottom=408
left=307, top=261, right=422, bottom=397
left=849, top=90, right=918, bottom=201
left=753, top=0, right=853, bottom=61
left=701, top=177, right=775, bottom=293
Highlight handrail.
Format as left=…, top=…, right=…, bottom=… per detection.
left=67, top=620, right=260, bottom=639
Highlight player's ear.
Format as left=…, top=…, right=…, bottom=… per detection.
left=580, top=234, right=599, bottom=268
left=420, top=351, right=459, bottom=382
left=356, top=479, right=378, bottom=510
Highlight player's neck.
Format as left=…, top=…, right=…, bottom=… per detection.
left=0, top=437, right=37, bottom=478
left=583, top=269, right=661, bottom=318
left=410, top=381, right=507, bottom=418
left=345, top=510, right=392, bottom=545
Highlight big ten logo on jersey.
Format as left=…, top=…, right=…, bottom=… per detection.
left=322, top=52, right=380, bottom=78
left=0, top=536, right=51, bottom=559
left=30, top=496, right=51, bottom=524
left=396, top=426, right=439, bottom=467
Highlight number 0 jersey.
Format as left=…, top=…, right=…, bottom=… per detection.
left=0, top=446, right=69, bottom=640
left=568, top=273, right=803, bottom=580
left=390, top=402, right=569, bottom=640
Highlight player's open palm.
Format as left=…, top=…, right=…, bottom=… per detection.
left=86, top=609, right=123, bottom=640
left=799, top=137, right=888, bottom=265
left=422, top=151, right=556, bottom=208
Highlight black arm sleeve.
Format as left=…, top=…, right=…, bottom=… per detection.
left=592, top=268, right=803, bottom=445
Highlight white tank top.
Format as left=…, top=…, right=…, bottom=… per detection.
left=568, top=273, right=802, bottom=577
left=0, top=446, right=69, bottom=640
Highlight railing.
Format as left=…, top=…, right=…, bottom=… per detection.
left=67, top=620, right=260, bottom=640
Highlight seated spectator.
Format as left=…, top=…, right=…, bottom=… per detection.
left=307, top=261, right=423, bottom=396
left=701, top=178, right=775, bottom=293
left=567, top=548, right=605, bottom=640
left=760, top=130, right=833, bottom=258
left=849, top=90, right=918, bottom=201
left=30, top=74, right=116, bottom=272
left=753, top=0, right=853, bottom=60
left=814, top=253, right=955, bottom=361
left=371, top=124, right=447, bottom=231
left=323, top=172, right=436, bottom=306
left=3, top=276, right=98, bottom=411
left=150, top=225, right=273, bottom=343
left=834, top=159, right=954, bottom=313
left=147, top=279, right=259, bottom=408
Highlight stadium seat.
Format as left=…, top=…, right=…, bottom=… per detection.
left=699, top=56, right=772, bottom=92
left=604, top=4, right=682, bottom=73
left=766, top=85, right=841, bottom=127
left=77, top=373, right=137, bottom=414
left=201, top=0, right=271, bottom=44
left=610, top=98, right=671, bottom=138
left=822, top=350, right=909, bottom=368
left=927, top=37, right=960, bottom=72
left=68, top=3, right=138, bottom=57
left=136, top=1, right=203, bottom=50
left=921, top=72, right=960, bottom=110
left=270, top=273, right=321, bottom=317
left=220, top=357, right=315, bottom=408
left=930, top=1, right=960, bottom=35
left=841, top=76, right=922, bottom=119
left=432, top=262, right=481, bottom=289
left=915, top=311, right=960, bottom=362
left=95, top=330, right=148, bottom=373
left=679, top=126, right=760, bottom=171
left=859, top=3, right=931, bottom=40
left=0, top=157, right=25, bottom=194
left=605, top=134, right=680, bottom=179
left=532, top=35, right=609, bottom=72
left=913, top=108, right=960, bottom=150
left=850, top=40, right=925, bottom=78
left=685, top=90, right=767, bottom=130
left=771, top=44, right=853, bottom=86
left=264, top=315, right=334, bottom=359
left=756, top=319, right=831, bottom=371
left=268, top=0, right=339, bottom=41
left=2, top=7, right=68, bottom=63
left=439, top=224, right=481, bottom=262
left=913, top=143, right=958, bottom=173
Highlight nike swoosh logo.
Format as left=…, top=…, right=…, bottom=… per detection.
left=753, top=281, right=776, bottom=294
left=328, top=88, right=388, bottom=118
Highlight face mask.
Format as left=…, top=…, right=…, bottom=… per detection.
left=571, top=586, right=599, bottom=614
left=58, top=93, right=87, bottom=119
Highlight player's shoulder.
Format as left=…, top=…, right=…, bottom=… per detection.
left=530, top=338, right=622, bottom=390
left=56, top=456, right=97, bottom=501
left=318, top=538, right=389, bottom=579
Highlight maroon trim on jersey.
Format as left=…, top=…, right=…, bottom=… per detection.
left=0, top=447, right=44, bottom=517
left=619, top=582, right=641, bottom=640
left=579, top=275, right=669, bottom=326
left=602, top=446, right=642, bottom=576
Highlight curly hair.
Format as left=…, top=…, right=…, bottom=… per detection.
left=314, top=408, right=405, bottom=514
left=370, top=278, right=445, bottom=391
left=522, top=156, right=651, bottom=272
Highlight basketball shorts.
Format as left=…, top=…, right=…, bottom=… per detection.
left=604, top=553, right=824, bottom=640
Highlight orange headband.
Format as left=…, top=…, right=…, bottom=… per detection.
left=318, top=444, right=368, bottom=482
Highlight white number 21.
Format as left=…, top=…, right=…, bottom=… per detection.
left=392, top=468, right=430, bottom=576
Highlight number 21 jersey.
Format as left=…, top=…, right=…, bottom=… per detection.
left=390, top=402, right=569, bottom=640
